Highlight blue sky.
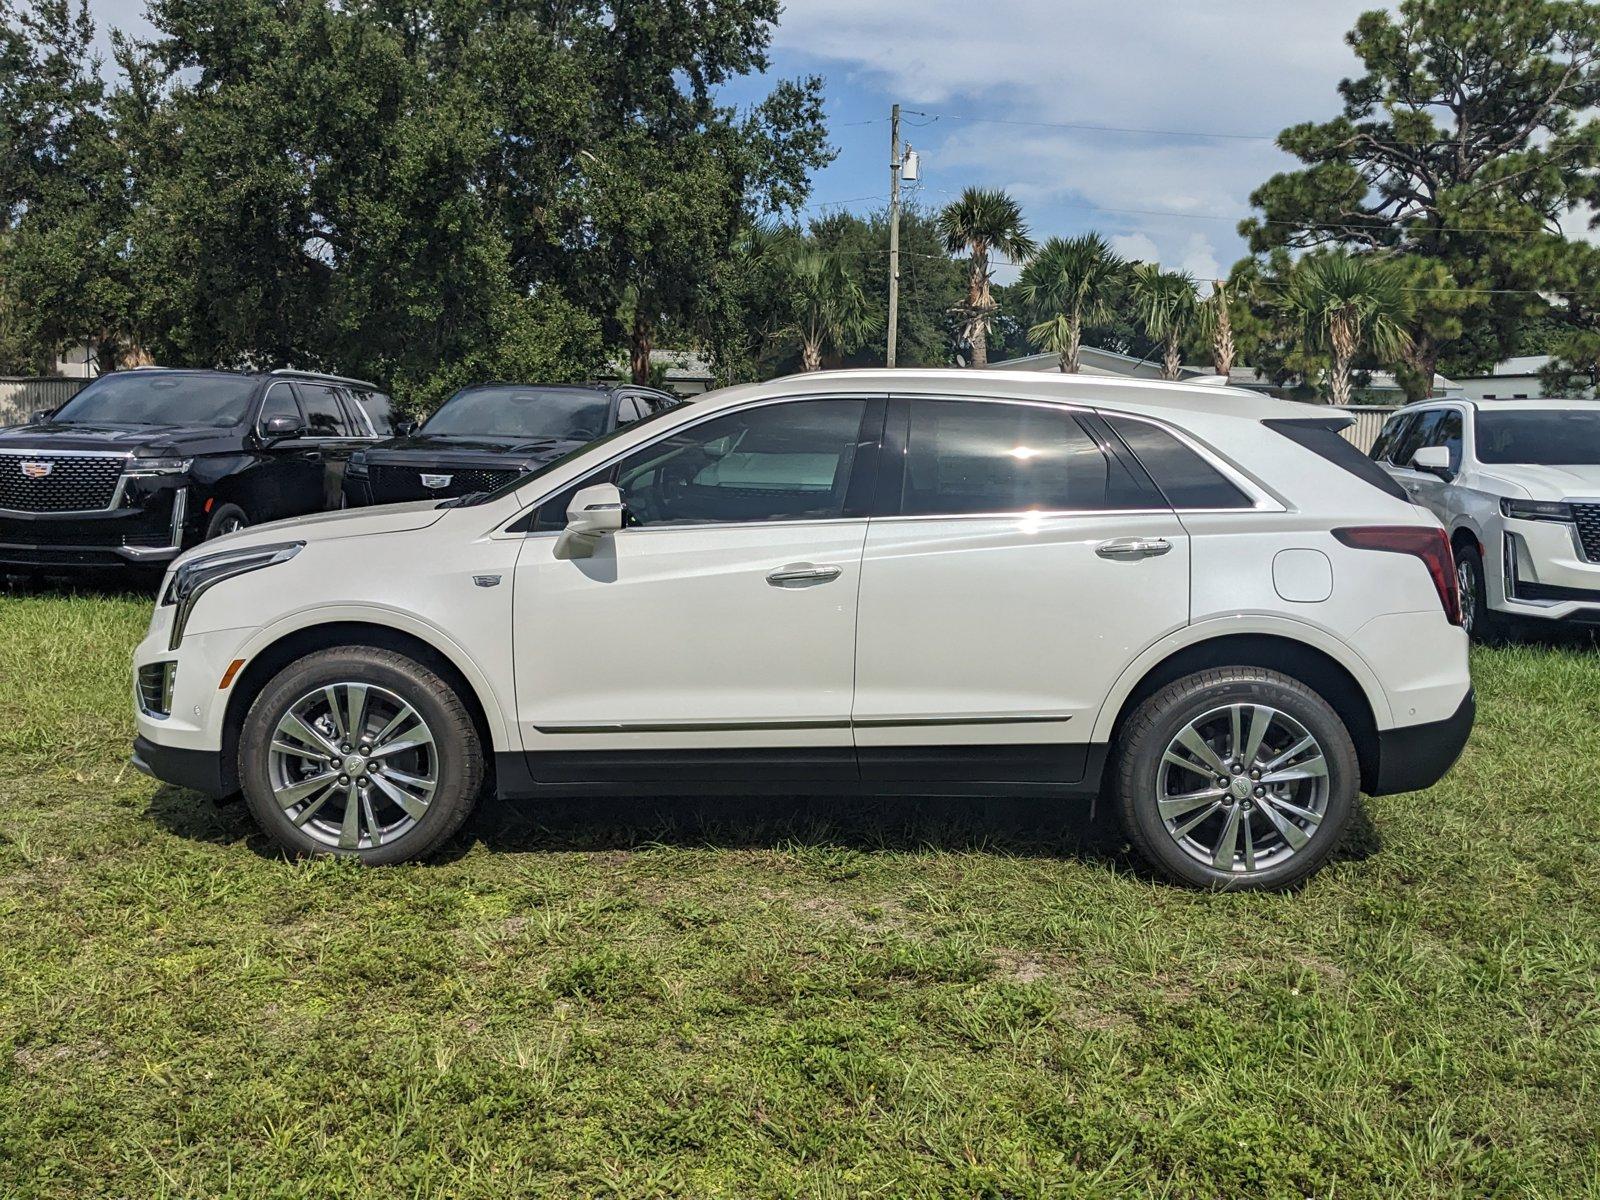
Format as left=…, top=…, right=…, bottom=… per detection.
left=89, top=0, right=1377, bottom=281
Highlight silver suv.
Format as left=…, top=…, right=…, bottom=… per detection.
left=1370, top=399, right=1600, bottom=637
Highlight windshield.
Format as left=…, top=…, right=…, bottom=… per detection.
left=1475, top=410, right=1600, bottom=465
left=53, top=372, right=258, bottom=427
left=422, top=386, right=611, bottom=440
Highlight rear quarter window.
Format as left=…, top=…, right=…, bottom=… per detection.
left=1102, top=415, right=1252, bottom=509
left=1262, top=418, right=1409, bottom=502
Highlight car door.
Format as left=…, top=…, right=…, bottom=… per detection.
left=1385, top=408, right=1451, bottom=517
left=292, top=382, right=370, bottom=511
left=510, top=395, right=883, bottom=785
left=850, top=396, right=1190, bottom=786
left=245, top=381, right=326, bottom=523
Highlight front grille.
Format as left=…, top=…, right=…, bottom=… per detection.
left=137, top=661, right=176, bottom=718
left=367, top=464, right=521, bottom=503
left=1572, top=503, right=1600, bottom=562
left=0, top=452, right=125, bottom=512
left=0, top=494, right=173, bottom=548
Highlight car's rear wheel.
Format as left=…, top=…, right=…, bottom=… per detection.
left=239, top=647, right=483, bottom=864
left=1113, top=667, right=1359, bottom=890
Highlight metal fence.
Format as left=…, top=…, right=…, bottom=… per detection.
left=0, top=377, right=90, bottom=427
left=1331, top=405, right=1395, bottom=454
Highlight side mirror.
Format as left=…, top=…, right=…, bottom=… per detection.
left=1410, top=445, right=1453, bottom=479
left=554, top=482, right=625, bottom=560
left=260, top=414, right=306, bottom=442
left=394, top=419, right=417, bottom=437
left=31, top=407, right=57, bottom=424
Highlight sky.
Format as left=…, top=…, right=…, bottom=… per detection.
left=86, top=0, right=1379, bottom=283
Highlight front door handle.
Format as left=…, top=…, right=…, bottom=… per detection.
left=766, top=562, right=843, bottom=587
left=1096, top=537, right=1173, bottom=561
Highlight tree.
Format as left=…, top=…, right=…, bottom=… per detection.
left=0, top=0, right=137, bottom=372
left=1197, top=278, right=1240, bottom=377
left=1018, top=234, right=1124, bottom=372
left=937, top=187, right=1035, bottom=368
left=769, top=235, right=880, bottom=372
left=1128, top=263, right=1198, bottom=379
left=1278, top=251, right=1412, bottom=406
left=1241, top=0, right=1600, bottom=399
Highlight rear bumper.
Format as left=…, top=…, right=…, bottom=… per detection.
left=132, top=734, right=233, bottom=798
left=1368, top=689, right=1475, bottom=796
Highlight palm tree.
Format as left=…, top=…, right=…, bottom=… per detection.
left=937, top=188, right=1035, bottom=368
left=1128, top=263, right=1198, bottom=380
left=773, top=240, right=881, bottom=372
left=1279, top=251, right=1412, bottom=405
left=1018, top=234, right=1124, bottom=372
left=1196, top=277, right=1238, bottom=377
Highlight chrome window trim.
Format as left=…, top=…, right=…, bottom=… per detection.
left=0, top=449, right=135, bottom=516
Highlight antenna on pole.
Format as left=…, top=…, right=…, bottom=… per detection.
left=887, top=103, right=901, bottom=369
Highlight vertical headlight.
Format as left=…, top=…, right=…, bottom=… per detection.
left=163, top=541, right=303, bottom=649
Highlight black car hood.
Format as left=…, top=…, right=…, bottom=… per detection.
left=0, top=421, right=239, bottom=456
left=363, top=432, right=586, bottom=469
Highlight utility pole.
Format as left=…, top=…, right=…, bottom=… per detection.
left=887, top=103, right=901, bottom=368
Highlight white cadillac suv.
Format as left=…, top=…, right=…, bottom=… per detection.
left=131, top=370, right=1474, bottom=889
left=1370, top=399, right=1600, bottom=638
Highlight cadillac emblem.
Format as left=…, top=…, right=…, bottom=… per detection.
left=20, top=461, right=53, bottom=479
left=420, top=473, right=453, bottom=490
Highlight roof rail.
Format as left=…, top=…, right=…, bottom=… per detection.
left=269, top=367, right=379, bottom=389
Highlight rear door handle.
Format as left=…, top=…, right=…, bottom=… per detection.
left=1096, top=537, right=1173, bottom=561
left=766, top=562, right=843, bottom=587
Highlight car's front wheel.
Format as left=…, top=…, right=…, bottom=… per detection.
left=239, top=646, right=483, bottom=863
left=1455, top=540, right=1509, bottom=642
left=1113, top=667, right=1359, bottom=890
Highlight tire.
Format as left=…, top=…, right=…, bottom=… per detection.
left=239, top=646, right=483, bottom=864
left=204, top=502, right=250, bottom=540
left=1113, top=667, right=1359, bottom=891
left=1454, top=540, right=1511, bottom=643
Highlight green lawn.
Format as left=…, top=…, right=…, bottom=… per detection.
left=2, top=590, right=1599, bottom=1199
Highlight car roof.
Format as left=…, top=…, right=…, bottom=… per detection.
left=455, top=381, right=672, bottom=396
left=696, top=367, right=1325, bottom=422
left=1395, top=397, right=1600, bottom=414
left=107, top=366, right=379, bottom=389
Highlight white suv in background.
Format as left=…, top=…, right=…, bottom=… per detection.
left=131, top=370, right=1473, bottom=890
left=1370, top=399, right=1600, bottom=638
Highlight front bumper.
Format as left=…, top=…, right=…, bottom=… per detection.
left=1368, top=689, right=1475, bottom=796
left=132, top=734, right=233, bottom=798
left=0, top=485, right=188, bottom=568
left=1496, top=519, right=1600, bottom=622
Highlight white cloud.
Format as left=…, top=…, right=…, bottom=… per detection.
left=776, top=0, right=1373, bottom=269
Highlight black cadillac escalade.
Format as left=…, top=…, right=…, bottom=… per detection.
left=0, top=368, right=395, bottom=573
left=342, top=382, right=680, bottom=506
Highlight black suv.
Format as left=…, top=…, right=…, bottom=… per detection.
left=342, top=382, right=680, bottom=506
left=0, top=368, right=396, bottom=573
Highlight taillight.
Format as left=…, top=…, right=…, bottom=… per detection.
left=1333, top=525, right=1462, bottom=626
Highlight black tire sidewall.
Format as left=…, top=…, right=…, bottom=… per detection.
left=204, top=503, right=250, bottom=540
left=1117, top=671, right=1359, bottom=891
left=239, top=647, right=481, bottom=864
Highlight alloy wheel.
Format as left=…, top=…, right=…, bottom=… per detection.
left=216, top=514, right=246, bottom=535
left=1456, top=557, right=1477, bottom=636
left=266, top=681, right=438, bottom=850
left=1155, top=702, right=1330, bottom=875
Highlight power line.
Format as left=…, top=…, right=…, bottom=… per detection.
left=917, top=112, right=1278, bottom=141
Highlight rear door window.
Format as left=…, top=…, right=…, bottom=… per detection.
left=897, top=400, right=1138, bottom=515
left=294, top=383, right=356, bottom=436
left=1102, top=415, right=1252, bottom=509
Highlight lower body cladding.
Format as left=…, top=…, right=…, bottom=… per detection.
left=133, top=698, right=1476, bottom=804
left=0, top=484, right=188, bottom=569
left=1497, top=520, right=1600, bottom=624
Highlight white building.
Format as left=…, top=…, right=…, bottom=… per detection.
left=1452, top=355, right=1552, bottom=401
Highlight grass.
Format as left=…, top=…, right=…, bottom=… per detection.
left=2, top=587, right=1599, bottom=1198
